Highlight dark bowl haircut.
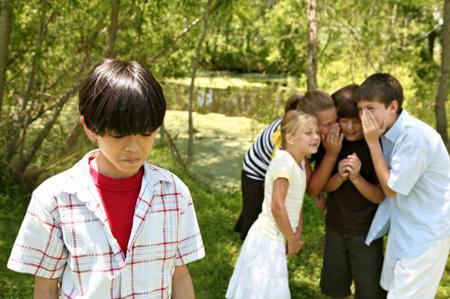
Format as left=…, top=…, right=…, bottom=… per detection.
left=332, top=84, right=359, bottom=119
left=79, top=59, right=166, bottom=136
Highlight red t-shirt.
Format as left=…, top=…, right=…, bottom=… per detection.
left=89, top=161, right=143, bottom=255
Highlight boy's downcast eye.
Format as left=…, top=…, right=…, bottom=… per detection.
left=107, top=130, right=153, bottom=138
left=108, top=131, right=124, bottom=138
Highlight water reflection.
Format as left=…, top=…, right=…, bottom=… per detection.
left=162, top=79, right=297, bottom=123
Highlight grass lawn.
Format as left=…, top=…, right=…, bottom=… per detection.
left=1, top=111, right=449, bottom=298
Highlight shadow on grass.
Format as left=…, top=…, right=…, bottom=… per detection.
left=174, top=154, right=328, bottom=299
left=1, top=141, right=449, bottom=299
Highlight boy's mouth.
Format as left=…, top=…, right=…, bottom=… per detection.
left=123, top=158, right=141, bottom=164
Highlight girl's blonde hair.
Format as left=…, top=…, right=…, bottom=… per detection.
left=280, top=110, right=317, bottom=149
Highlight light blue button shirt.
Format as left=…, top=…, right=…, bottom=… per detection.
left=366, top=109, right=450, bottom=259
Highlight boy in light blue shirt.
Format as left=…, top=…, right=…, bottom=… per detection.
left=355, top=73, right=450, bottom=299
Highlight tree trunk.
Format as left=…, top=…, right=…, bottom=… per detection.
left=186, top=0, right=213, bottom=166
left=435, top=0, right=450, bottom=149
left=306, top=0, right=318, bottom=91
left=64, top=121, right=84, bottom=150
left=378, top=3, right=397, bottom=71
left=0, top=0, right=13, bottom=117
left=14, top=82, right=81, bottom=178
left=64, top=0, right=120, bottom=150
left=7, top=1, right=48, bottom=161
left=106, top=0, right=120, bottom=58
left=14, top=54, right=88, bottom=179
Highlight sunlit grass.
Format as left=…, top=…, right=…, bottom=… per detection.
left=1, top=111, right=449, bottom=299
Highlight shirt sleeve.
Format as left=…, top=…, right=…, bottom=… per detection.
left=388, top=134, right=431, bottom=196
left=7, top=189, right=67, bottom=278
left=269, top=154, right=294, bottom=184
left=175, top=181, right=205, bottom=266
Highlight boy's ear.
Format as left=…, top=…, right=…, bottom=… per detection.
left=389, top=100, right=399, bottom=114
left=80, top=116, right=97, bottom=142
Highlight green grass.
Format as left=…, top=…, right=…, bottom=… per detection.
left=0, top=111, right=449, bottom=298
left=0, top=192, right=35, bottom=298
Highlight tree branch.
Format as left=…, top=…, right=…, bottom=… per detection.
left=148, top=0, right=224, bottom=64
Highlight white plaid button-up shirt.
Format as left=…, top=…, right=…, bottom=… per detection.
left=8, top=151, right=205, bottom=298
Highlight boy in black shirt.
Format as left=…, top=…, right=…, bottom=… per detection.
left=319, top=84, right=386, bottom=299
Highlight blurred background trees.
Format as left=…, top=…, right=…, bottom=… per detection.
left=1, top=1, right=450, bottom=298
left=0, top=0, right=449, bottom=183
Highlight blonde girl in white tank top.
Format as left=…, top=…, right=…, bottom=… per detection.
left=226, top=110, right=321, bottom=299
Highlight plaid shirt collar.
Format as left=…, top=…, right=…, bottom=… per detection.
left=60, top=150, right=174, bottom=259
left=61, top=149, right=172, bottom=194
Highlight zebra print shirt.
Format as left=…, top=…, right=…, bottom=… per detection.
left=242, top=118, right=282, bottom=181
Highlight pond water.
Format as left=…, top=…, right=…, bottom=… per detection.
left=159, top=74, right=301, bottom=189
left=162, top=74, right=300, bottom=123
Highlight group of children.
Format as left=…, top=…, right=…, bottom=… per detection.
left=6, top=58, right=450, bottom=299
left=230, top=74, right=450, bottom=299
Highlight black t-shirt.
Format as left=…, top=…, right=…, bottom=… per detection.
left=309, top=144, right=325, bottom=169
left=317, top=138, right=380, bottom=235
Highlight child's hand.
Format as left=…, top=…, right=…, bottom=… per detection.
left=346, top=153, right=361, bottom=181
left=360, top=109, right=385, bottom=145
left=287, top=237, right=302, bottom=256
left=337, top=159, right=350, bottom=181
left=295, top=225, right=303, bottom=241
left=322, top=124, right=343, bottom=156
left=315, top=192, right=327, bottom=213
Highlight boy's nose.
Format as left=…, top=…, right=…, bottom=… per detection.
left=124, top=135, right=139, bottom=151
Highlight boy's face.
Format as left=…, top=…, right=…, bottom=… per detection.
left=339, top=117, right=363, bottom=141
left=81, top=117, right=156, bottom=178
left=357, top=99, right=398, bottom=134
left=315, top=108, right=338, bottom=137
left=95, top=132, right=156, bottom=178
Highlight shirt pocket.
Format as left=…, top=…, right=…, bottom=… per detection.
left=60, top=208, right=112, bottom=272
left=133, top=212, right=179, bottom=260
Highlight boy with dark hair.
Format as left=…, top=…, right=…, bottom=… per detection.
left=8, top=59, right=205, bottom=298
left=319, top=84, right=386, bottom=299
left=356, top=73, right=450, bottom=299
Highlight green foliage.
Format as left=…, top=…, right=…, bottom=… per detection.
left=0, top=142, right=326, bottom=299
left=1, top=0, right=450, bottom=294
left=0, top=193, right=34, bottom=298
left=2, top=138, right=449, bottom=298
left=2, top=0, right=450, bottom=181
left=205, top=0, right=309, bottom=74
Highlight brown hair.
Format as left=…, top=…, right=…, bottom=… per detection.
left=284, top=92, right=305, bottom=113
left=301, top=90, right=335, bottom=116
left=332, top=84, right=359, bottom=119
left=354, top=73, right=403, bottom=112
